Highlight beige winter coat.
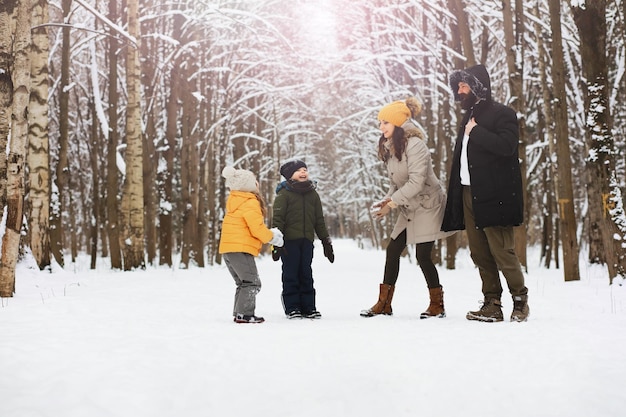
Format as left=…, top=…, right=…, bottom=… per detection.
left=384, top=122, right=456, bottom=244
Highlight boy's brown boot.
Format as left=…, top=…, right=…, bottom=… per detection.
left=466, top=298, right=503, bottom=322
left=360, top=284, right=395, bottom=317
left=420, top=286, right=446, bottom=319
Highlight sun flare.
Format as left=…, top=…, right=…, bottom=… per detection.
left=296, top=0, right=338, bottom=55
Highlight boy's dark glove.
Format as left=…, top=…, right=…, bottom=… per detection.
left=271, top=246, right=283, bottom=261
left=322, top=237, right=334, bottom=263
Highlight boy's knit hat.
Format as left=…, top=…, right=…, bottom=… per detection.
left=378, top=97, right=423, bottom=127
left=222, top=166, right=257, bottom=192
left=280, top=159, right=307, bottom=180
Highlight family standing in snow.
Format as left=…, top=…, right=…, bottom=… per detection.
left=218, top=63, right=529, bottom=324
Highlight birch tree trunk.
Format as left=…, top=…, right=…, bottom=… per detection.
left=27, top=0, right=50, bottom=270
left=548, top=0, right=580, bottom=281
left=0, top=3, right=13, bottom=221
left=0, top=0, right=30, bottom=297
left=120, top=0, right=145, bottom=270
left=572, top=0, right=626, bottom=284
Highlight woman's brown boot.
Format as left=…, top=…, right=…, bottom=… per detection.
left=420, top=286, right=446, bottom=319
left=360, top=284, right=395, bottom=317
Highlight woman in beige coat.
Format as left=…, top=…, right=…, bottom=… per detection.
left=361, top=97, right=455, bottom=319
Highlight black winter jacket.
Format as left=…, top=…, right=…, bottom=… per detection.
left=441, top=65, right=524, bottom=231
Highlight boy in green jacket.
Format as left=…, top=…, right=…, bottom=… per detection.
left=272, top=160, right=334, bottom=319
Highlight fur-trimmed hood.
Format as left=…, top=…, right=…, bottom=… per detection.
left=449, top=64, right=492, bottom=103
left=400, top=120, right=424, bottom=141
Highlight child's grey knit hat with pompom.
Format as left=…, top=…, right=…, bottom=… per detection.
left=222, top=166, right=257, bottom=192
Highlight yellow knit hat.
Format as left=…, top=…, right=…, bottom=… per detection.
left=378, top=101, right=411, bottom=127
left=378, top=98, right=423, bottom=127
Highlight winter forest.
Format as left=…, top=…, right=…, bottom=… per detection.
left=0, top=0, right=624, bottom=296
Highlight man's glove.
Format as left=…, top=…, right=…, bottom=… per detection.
left=322, top=237, right=334, bottom=263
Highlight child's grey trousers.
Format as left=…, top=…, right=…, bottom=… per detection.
left=223, top=252, right=262, bottom=316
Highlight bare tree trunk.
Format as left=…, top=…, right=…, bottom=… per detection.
left=27, top=0, right=51, bottom=270
left=89, top=98, right=99, bottom=269
left=196, top=52, right=207, bottom=268
left=180, top=75, right=200, bottom=268
left=206, top=132, right=217, bottom=265
left=159, top=65, right=176, bottom=267
left=422, top=63, right=443, bottom=265
left=120, top=0, right=145, bottom=270
left=0, top=0, right=30, bottom=297
left=140, top=26, right=157, bottom=266
left=50, top=0, right=73, bottom=267
left=534, top=0, right=559, bottom=269
left=502, top=0, right=528, bottom=271
left=214, top=123, right=229, bottom=266
left=449, top=0, right=476, bottom=66
left=548, top=0, right=580, bottom=281
left=541, top=166, right=554, bottom=267
left=572, top=0, right=626, bottom=284
left=106, top=0, right=122, bottom=269
left=445, top=4, right=472, bottom=269
left=69, top=173, right=77, bottom=262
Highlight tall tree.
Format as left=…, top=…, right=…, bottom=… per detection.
left=158, top=6, right=185, bottom=267
left=502, top=0, right=528, bottom=270
left=0, top=1, right=13, bottom=296
left=446, top=0, right=476, bottom=268
left=140, top=15, right=159, bottom=266
left=548, top=0, right=580, bottom=281
left=0, top=2, right=12, bottom=225
left=0, top=0, right=30, bottom=296
left=159, top=63, right=176, bottom=267
left=533, top=1, right=559, bottom=269
left=106, top=0, right=122, bottom=269
left=120, top=0, right=145, bottom=269
left=450, top=0, right=476, bottom=67
left=180, top=34, right=202, bottom=268
left=27, top=0, right=51, bottom=270
left=50, top=0, right=73, bottom=267
left=572, top=0, right=626, bottom=284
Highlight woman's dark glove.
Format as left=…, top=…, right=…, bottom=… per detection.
left=322, top=237, right=334, bottom=263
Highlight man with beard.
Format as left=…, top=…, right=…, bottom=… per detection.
left=441, top=64, right=530, bottom=322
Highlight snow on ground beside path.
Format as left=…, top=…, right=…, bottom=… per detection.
left=1, top=239, right=625, bottom=417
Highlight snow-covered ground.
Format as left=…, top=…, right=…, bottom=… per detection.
left=2, top=239, right=625, bottom=417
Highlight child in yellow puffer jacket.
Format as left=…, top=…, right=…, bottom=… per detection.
left=219, top=166, right=284, bottom=323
